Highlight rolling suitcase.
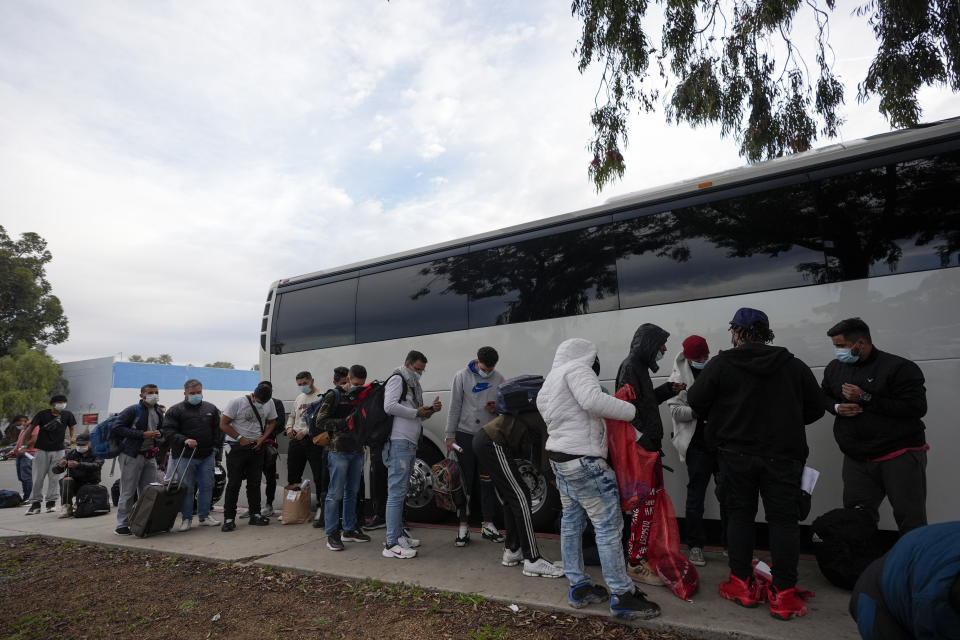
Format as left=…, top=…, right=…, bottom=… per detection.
left=129, top=449, right=195, bottom=538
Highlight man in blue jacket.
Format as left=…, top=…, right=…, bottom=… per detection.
left=112, top=383, right=165, bottom=536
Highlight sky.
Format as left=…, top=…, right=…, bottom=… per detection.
left=1, top=1, right=958, bottom=370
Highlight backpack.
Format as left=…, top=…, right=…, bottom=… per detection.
left=431, top=454, right=466, bottom=513
left=74, top=484, right=111, bottom=518
left=810, top=507, right=884, bottom=589
left=305, top=388, right=341, bottom=436
left=347, top=374, right=408, bottom=449
left=495, top=375, right=544, bottom=414
left=91, top=404, right=145, bottom=459
left=0, top=490, right=22, bottom=508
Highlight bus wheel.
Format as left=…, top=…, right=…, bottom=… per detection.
left=405, top=439, right=445, bottom=524
left=514, top=458, right=560, bottom=533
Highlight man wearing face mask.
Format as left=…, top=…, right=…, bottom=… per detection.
left=286, top=370, right=327, bottom=526
left=24, top=395, right=77, bottom=515
left=822, top=318, right=928, bottom=535
left=162, top=379, right=222, bottom=531
left=112, top=384, right=165, bottom=535
left=52, top=432, right=103, bottom=518
left=444, top=346, right=505, bottom=547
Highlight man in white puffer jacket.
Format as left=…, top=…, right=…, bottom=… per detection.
left=537, top=338, right=661, bottom=620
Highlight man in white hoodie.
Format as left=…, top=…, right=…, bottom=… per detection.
left=537, top=338, right=661, bottom=620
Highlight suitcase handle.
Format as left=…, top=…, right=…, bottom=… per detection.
left=166, top=446, right=198, bottom=492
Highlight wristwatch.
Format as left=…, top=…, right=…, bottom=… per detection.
left=859, top=391, right=872, bottom=403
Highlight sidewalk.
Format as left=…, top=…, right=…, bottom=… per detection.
left=0, top=505, right=860, bottom=640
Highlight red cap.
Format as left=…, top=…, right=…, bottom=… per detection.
left=682, top=335, right=709, bottom=360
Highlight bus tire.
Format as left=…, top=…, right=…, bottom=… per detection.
left=404, top=438, right=445, bottom=524
left=514, top=458, right=561, bottom=533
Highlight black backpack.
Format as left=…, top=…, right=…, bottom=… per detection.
left=348, top=374, right=408, bottom=449
left=0, top=490, right=22, bottom=508
left=810, top=507, right=884, bottom=589
left=495, top=375, right=544, bottom=414
left=75, top=484, right=111, bottom=518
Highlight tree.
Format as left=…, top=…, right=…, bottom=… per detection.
left=128, top=354, right=144, bottom=362
left=572, top=0, right=960, bottom=191
left=0, top=341, right=62, bottom=423
left=251, top=364, right=260, bottom=371
left=130, top=354, right=173, bottom=364
left=0, top=226, right=69, bottom=357
left=205, top=361, right=235, bottom=369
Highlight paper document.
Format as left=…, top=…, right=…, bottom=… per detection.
left=25, top=452, right=34, bottom=460
left=802, top=466, right=820, bottom=494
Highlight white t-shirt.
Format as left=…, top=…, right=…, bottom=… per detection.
left=223, top=395, right=278, bottom=441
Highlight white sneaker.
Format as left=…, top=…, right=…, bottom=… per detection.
left=502, top=547, right=523, bottom=567
left=261, top=504, right=274, bottom=518
left=58, top=505, right=71, bottom=519
left=522, top=557, right=565, bottom=578
left=382, top=543, right=417, bottom=559
left=238, top=508, right=251, bottom=519
left=398, top=535, right=421, bottom=549
left=688, top=546, right=706, bottom=567
left=179, top=518, right=192, bottom=532
left=199, top=516, right=221, bottom=527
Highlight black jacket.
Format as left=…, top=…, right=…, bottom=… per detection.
left=311, top=388, right=359, bottom=455
left=821, top=347, right=926, bottom=461
left=687, top=343, right=824, bottom=461
left=615, top=323, right=676, bottom=451
left=52, top=449, right=103, bottom=485
left=161, top=400, right=223, bottom=458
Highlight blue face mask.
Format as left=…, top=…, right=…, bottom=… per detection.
left=413, top=372, right=422, bottom=380
left=690, top=359, right=707, bottom=370
left=477, top=368, right=491, bottom=379
left=253, top=401, right=264, bottom=411
left=835, top=348, right=859, bottom=364
left=656, top=351, right=665, bottom=362
left=299, top=384, right=312, bottom=394
left=187, top=394, right=202, bottom=405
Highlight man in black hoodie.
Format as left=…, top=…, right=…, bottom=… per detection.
left=687, top=307, right=823, bottom=620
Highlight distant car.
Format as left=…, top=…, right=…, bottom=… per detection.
left=0, top=445, right=16, bottom=460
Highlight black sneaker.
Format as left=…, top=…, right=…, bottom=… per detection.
left=25, top=502, right=41, bottom=516
left=363, top=514, right=386, bottom=531
left=342, top=529, right=371, bottom=543
left=569, top=581, right=608, bottom=609
left=327, top=532, right=345, bottom=551
left=44, top=501, right=56, bottom=513
left=312, top=518, right=325, bottom=529
left=610, top=587, right=661, bottom=620
left=114, top=526, right=131, bottom=536
left=250, top=514, right=270, bottom=526
left=221, top=520, right=236, bottom=532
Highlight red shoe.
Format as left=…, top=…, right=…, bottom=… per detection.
left=719, top=573, right=761, bottom=608
left=767, top=585, right=808, bottom=620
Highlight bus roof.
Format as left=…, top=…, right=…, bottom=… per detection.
left=275, top=116, right=960, bottom=290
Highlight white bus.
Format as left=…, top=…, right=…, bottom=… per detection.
left=259, top=117, right=960, bottom=534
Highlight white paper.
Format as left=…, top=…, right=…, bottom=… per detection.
left=300, top=478, right=311, bottom=491
left=802, top=466, right=820, bottom=494
left=286, top=490, right=298, bottom=501
left=25, top=452, right=34, bottom=460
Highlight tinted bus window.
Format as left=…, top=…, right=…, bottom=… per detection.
left=616, top=183, right=826, bottom=309
left=816, top=152, right=960, bottom=280
left=272, top=279, right=356, bottom=353
left=468, top=225, right=618, bottom=327
left=356, top=257, right=468, bottom=343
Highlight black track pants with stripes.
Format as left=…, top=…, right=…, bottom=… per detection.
left=473, top=429, right=541, bottom=562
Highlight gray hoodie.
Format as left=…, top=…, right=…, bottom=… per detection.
left=444, top=360, right=505, bottom=439
left=385, top=364, right=425, bottom=445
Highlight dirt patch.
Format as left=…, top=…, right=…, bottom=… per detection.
left=0, top=537, right=700, bottom=640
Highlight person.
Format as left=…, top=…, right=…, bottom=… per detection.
left=318, top=365, right=371, bottom=551
left=537, top=337, right=661, bottom=620
left=614, top=322, right=682, bottom=585
left=687, top=307, right=824, bottom=620
left=240, top=380, right=286, bottom=519
left=219, top=382, right=277, bottom=532
left=161, top=379, right=222, bottom=531
left=474, top=409, right=564, bottom=578
left=333, top=366, right=349, bottom=389
left=9, top=415, right=35, bottom=500
left=666, top=335, right=724, bottom=567
left=286, top=370, right=327, bottom=527
left=381, top=350, right=441, bottom=559
left=112, top=384, right=165, bottom=535
left=822, top=317, right=928, bottom=535
left=51, top=432, right=103, bottom=518
left=444, top=346, right=505, bottom=547
left=850, top=521, right=960, bottom=640
left=24, top=395, right=78, bottom=515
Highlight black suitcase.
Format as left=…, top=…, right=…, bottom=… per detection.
left=129, top=450, right=194, bottom=538
left=75, top=484, right=111, bottom=517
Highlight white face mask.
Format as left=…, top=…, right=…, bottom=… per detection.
left=16, top=424, right=26, bottom=430
left=143, top=394, right=159, bottom=405
left=76, top=445, right=89, bottom=453
left=53, top=403, right=67, bottom=411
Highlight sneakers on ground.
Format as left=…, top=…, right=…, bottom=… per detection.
left=261, top=504, right=274, bottom=518
left=522, top=557, right=565, bottom=578
left=382, top=543, right=417, bottom=559
left=221, top=520, right=236, bottom=533
left=767, top=585, right=808, bottom=620
left=114, top=526, right=131, bottom=536
left=249, top=514, right=270, bottom=526
left=719, top=572, right=762, bottom=608
left=342, top=529, right=371, bottom=543
left=610, top=587, right=661, bottom=620
left=569, top=581, right=608, bottom=609
left=312, top=519, right=324, bottom=529
left=398, top=535, right=420, bottom=549
left=480, top=522, right=505, bottom=543
left=502, top=547, right=523, bottom=567
left=179, top=518, right=192, bottom=532
left=455, top=530, right=470, bottom=547
left=58, top=504, right=72, bottom=519
left=24, top=502, right=41, bottom=516
left=199, top=516, right=221, bottom=527
left=238, top=508, right=251, bottom=519
left=626, top=559, right=664, bottom=586
left=363, top=514, right=386, bottom=530
left=688, top=546, right=706, bottom=567
left=327, top=532, right=345, bottom=551
left=44, top=501, right=56, bottom=513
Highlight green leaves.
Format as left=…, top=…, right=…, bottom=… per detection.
left=0, top=341, right=62, bottom=420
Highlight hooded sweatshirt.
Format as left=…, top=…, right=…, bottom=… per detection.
left=538, top=338, right=636, bottom=458
left=686, top=342, right=824, bottom=461
left=615, top=323, right=676, bottom=451
left=666, top=348, right=703, bottom=462
left=385, top=365, right=425, bottom=445
left=445, top=360, right=505, bottom=439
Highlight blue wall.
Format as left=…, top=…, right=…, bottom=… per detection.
left=111, top=362, right=260, bottom=391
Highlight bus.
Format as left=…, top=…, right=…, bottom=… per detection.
left=259, top=117, right=960, bottom=534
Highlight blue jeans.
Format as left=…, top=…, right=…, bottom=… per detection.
left=325, top=451, right=363, bottom=535
left=16, top=456, right=33, bottom=498
left=383, top=438, right=417, bottom=547
left=173, top=452, right=215, bottom=521
left=551, top=456, right=633, bottom=596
